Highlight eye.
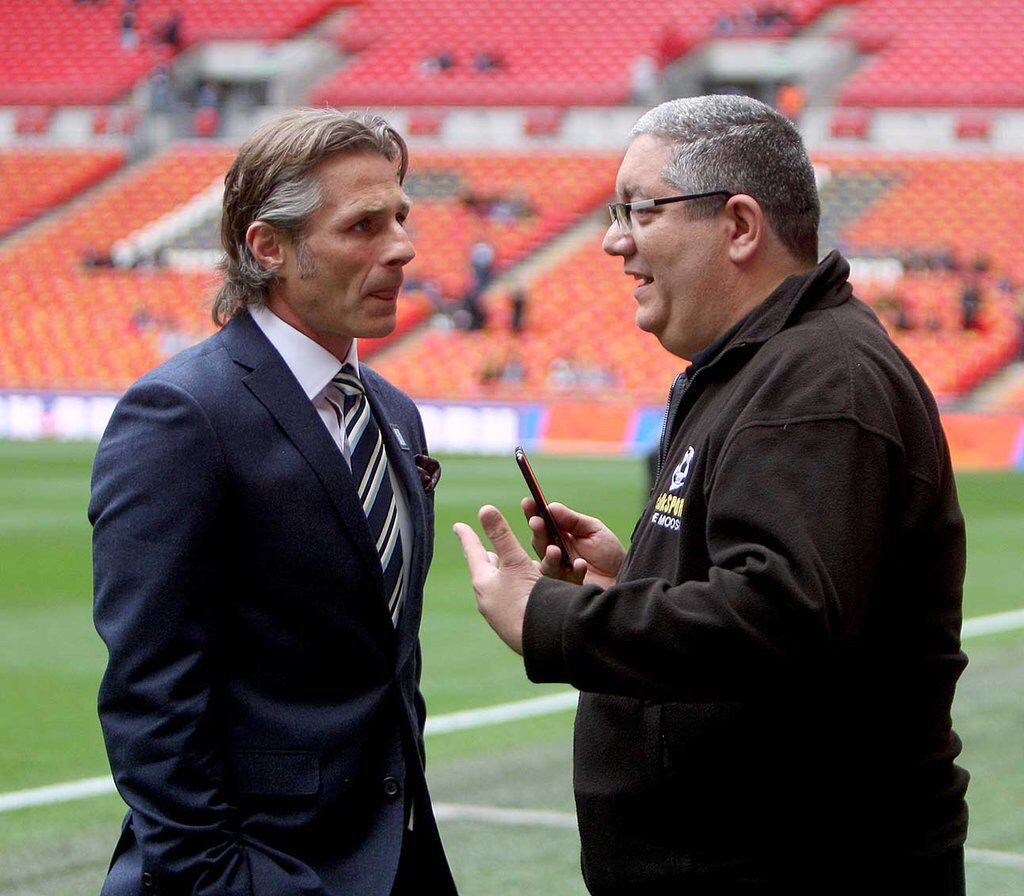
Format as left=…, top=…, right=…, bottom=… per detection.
left=352, top=218, right=374, bottom=233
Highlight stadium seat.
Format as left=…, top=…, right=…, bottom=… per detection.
left=829, top=108, right=871, bottom=139
left=14, top=106, right=54, bottom=136
left=407, top=109, right=446, bottom=136
left=955, top=111, right=993, bottom=141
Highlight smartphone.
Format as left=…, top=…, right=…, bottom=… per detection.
left=514, top=446, right=572, bottom=569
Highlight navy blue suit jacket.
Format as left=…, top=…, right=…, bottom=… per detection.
left=90, top=311, right=456, bottom=896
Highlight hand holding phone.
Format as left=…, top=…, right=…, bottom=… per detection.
left=514, top=447, right=573, bottom=569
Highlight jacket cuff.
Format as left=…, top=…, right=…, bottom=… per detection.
left=523, top=578, right=595, bottom=683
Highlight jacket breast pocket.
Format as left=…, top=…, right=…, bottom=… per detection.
left=229, top=750, right=320, bottom=797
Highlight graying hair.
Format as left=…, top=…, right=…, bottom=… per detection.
left=212, top=108, right=408, bottom=325
left=631, top=95, right=819, bottom=264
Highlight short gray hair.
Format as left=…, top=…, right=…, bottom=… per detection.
left=631, top=95, right=819, bottom=264
left=212, top=108, right=408, bottom=325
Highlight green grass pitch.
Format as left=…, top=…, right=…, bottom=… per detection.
left=0, top=441, right=1021, bottom=894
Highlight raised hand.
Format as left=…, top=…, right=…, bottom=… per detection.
left=453, top=505, right=551, bottom=654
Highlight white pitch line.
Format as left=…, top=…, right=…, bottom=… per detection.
left=965, top=847, right=1024, bottom=870
left=424, top=690, right=576, bottom=735
left=1, top=606, right=1021, bottom=815
left=0, top=775, right=115, bottom=812
left=0, top=691, right=578, bottom=814
left=962, top=608, right=1024, bottom=639
left=434, top=802, right=577, bottom=828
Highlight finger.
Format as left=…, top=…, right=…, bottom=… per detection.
left=544, top=501, right=588, bottom=534
left=453, top=522, right=494, bottom=579
left=525, top=512, right=551, bottom=558
left=478, top=505, right=533, bottom=570
left=521, top=496, right=538, bottom=519
left=539, top=543, right=587, bottom=583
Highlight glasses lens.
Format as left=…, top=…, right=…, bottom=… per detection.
left=608, top=203, right=630, bottom=234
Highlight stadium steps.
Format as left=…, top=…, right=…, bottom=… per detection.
left=817, top=170, right=902, bottom=256
left=370, top=209, right=608, bottom=367
left=798, top=3, right=857, bottom=38
left=489, top=210, right=608, bottom=286
left=0, top=154, right=134, bottom=250
left=964, top=361, right=1024, bottom=411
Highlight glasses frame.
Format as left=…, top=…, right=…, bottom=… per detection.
left=607, top=190, right=734, bottom=234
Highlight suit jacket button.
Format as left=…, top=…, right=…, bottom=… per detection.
left=382, top=776, right=401, bottom=799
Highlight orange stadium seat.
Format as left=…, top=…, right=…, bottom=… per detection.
left=1, top=146, right=1020, bottom=406
left=0, top=148, right=124, bottom=237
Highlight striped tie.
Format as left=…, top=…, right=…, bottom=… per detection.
left=331, top=366, right=405, bottom=624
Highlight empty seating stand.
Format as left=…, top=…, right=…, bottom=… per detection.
left=837, top=0, right=1024, bottom=107
left=0, top=0, right=341, bottom=106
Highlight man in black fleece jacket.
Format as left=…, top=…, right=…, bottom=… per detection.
left=454, top=95, right=968, bottom=894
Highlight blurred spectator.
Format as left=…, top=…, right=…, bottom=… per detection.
left=960, top=276, right=982, bottom=330
left=630, top=53, right=658, bottom=105
left=480, top=349, right=525, bottom=387
left=82, top=248, right=115, bottom=269
left=656, top=23, right=688, bottom=65
left=148, top=64, right=174, bottom=114
left=472, top=50, right=504, bottom=72
left=509, top=282, right=528, bottom=333
left=876, top=290, right=913, bottom=331
left=157, top=8, right=184, bottom=52
left=775, top=82, right=805, bottom=120
left=546, top=357, right=577, bottom=390
left=196, top=81, right=220, bottom=109
left=469, top=238, right=496, bottom=288
left=421, top=49, right=455, bottom=74
left=120, top=4, right=138, bottom=50
left=461, top=189, right=535, bottom=223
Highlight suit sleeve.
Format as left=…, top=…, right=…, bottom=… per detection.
left=523, top=418, right=895, bottom=701
left=90, top=378, right=253, bottom=895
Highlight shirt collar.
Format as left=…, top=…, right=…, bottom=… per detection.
left=249, top=304, right=360, bottom=400
left=686, top=313, right=748, bottom=376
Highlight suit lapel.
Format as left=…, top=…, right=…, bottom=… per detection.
left=219, top=314, right=385, bottom=590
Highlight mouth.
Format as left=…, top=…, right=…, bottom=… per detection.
left=366, top=285, right=402, bottom=301
left=626, top=270, right=654, bottom=296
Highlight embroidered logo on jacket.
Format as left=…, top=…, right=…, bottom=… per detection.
left=669, top=446, right=695, bottom=492
left=651, top=446, right=695, bottom=532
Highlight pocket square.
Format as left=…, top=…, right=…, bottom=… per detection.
left=414, top=454, right=441, bottom=493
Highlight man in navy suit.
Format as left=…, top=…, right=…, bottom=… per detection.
left=91, top=108, right=457, bottom=896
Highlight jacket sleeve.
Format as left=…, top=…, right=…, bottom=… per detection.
left=90, top=378, right=253, bottom=895
left=523, top=417, right=897, bottom=701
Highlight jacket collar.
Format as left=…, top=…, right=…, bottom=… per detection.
left=218, top=310, right=393, bottom=630
left=726, top=249, right=853, bottom=353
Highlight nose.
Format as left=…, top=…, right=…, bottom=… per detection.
left=385, top=222, right=416, bottom=267
left=602, top=222, right=634, bottom=257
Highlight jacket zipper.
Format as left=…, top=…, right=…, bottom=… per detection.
left=655, top=371, right=689, bottom=485
left=655, top=342, right=751, bottom=485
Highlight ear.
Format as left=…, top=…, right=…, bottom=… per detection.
left=723, top=194, right=764, bottom=264
left=245, top=221, right=286, bottom=273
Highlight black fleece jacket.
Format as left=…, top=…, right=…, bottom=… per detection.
left=524, top=251, right=969, bottom=893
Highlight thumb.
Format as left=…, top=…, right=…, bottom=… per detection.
left=478, top=505, right=533, bottom=570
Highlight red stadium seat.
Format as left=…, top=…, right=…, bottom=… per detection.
left=14, top=106, right=54, bottom=136
left=955, top=112, right=993, bottom=141
left=829, top=108, right=871, bottom=139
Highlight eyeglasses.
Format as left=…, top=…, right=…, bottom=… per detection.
left=607, top=191, right=734, bottom=235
